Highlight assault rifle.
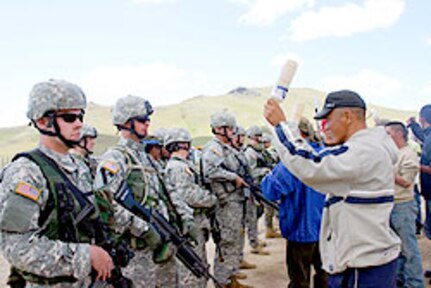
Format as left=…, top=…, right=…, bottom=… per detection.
left=115, top=181, right=223, bottom=288
left=222, top=156, right=279, bottom=211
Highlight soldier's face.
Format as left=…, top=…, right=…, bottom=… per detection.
left=55, top=109, right=84, bottom=142
left=323, top=109, right=348, bottom=145
left=85, top=137, right=97, bottom=152
left=134, top=117, right=150, bottom=137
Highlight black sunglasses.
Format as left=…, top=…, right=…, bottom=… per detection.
left=134, top=115, right=151, bottom=123
left=55, top=113, right=84, bottom=123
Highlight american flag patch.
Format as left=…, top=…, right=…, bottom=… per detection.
left=102, top=161, right=120, bottom=174
left=15, top=181, right=41, bottom=202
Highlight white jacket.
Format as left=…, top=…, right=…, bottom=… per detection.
left=272, top=122, right=401, bottom=274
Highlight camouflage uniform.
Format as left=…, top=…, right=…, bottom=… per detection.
left=261, top=134, right=278, bottom=231
left=94, top=95, right=192, bottom=287
left=94, top=137, right=158, bottom=286
left=244, top=127, right=271, bottom=243
left=201, top=112, right=245, bottom=285
left=70, top=124, right=99, bottom=178
left=0, top=80, right=94, bottom=287
left=164, top=128, right=218, bottom=288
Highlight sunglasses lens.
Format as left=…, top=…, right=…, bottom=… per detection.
left=135, top=116, right=150, bottom=123
left=58, top=113, right=84, bottom=123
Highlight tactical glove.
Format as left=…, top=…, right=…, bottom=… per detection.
left=141, top=227, right=162, bottom=250
left=153, top=242, right=177, bottom=264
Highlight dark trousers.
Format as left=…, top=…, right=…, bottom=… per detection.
left=328, top=258, right=397, bottom=288
left=286, top=241, right=328, bottom=288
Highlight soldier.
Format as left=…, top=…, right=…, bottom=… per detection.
left=230, top=126, right=262, bottom=273
left=201, top=111, right=250, bottom=288
left=153, top=128, right=171, bottom=167
left=262, top=133, right=279, bottom=167
left=164, top=127, right=218, bottom=288
left=260, top=133, right=281, bottom=238
left=70, top=123, right=99, bottom=177
left=0, top=79, right=113, bottom=287
left=94, top=95, right=193, bottom=287
left=142, top=134, right=165, bottom=171
left=244, top=126, right=281, bottom=239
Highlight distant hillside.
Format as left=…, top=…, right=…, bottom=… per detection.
left=0, top=87, right=416, bottom=162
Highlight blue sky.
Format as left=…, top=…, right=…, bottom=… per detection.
left=0, top=0, right=429, bottom=127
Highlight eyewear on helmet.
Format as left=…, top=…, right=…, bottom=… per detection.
left=145, top=100, right=154, bottom=115
left=55, top=112, right=84, bottom=123
left=135, top=115, right=151, bottom=124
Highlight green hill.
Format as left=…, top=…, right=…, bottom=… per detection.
left=0, top=87, right=416, bottom=163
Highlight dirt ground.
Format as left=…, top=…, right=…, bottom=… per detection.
left=1, top=221, right=431, bottom=288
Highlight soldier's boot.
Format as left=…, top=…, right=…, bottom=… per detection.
left=239, top=259, right=257, bottom=270
left=250, top=245, right=270, bottom=255
left=225, top=276, right=254, bottom=288
left=234, top=272, right=247, bottom=279
left=265, top=227, right=282, bottom=239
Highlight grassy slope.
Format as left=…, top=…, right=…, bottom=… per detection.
left=0, top=87, right=416, bottom=161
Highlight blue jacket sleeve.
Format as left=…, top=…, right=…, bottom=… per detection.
left=262, top=163, right=292, bottom=202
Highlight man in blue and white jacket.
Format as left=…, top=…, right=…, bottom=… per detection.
left=264, top=90, right=401, bottom=288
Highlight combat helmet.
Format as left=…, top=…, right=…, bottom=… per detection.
left=246, top=125, right=263, bottom=138
left=164, top=128, right=192, bottom=153
left=27, top=79, right=86, bottom=121
left=262, top=133, right=272, bottom=143
left=27, top=79, right=87, bottom=147
left=80, top=124, right=98, bottom=140
left=234, top=125, right=246, bottom=136
left=112, top=95, right=153, bottom=139
left=210, top=111, right=236, bottom=129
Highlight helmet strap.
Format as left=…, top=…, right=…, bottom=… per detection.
left=32, top=115, right=79, bottom=148
left=117, top=119, right=147, bottom=140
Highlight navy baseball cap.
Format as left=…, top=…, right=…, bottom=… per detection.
left=314, top=90, right=366, bottom=120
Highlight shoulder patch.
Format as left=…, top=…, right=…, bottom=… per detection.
left=210, top=148, right=222, bottom=157
left=15, top=181, right=41, bottom=202
left=102, top=161, right=120, bottom=174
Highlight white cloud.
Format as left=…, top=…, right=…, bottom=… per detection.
left=133, top=0, right=176, bottom=4
left=234, top=0, right=314, bottom=26
left=422, top=84, right=431, bottom=95
left=289, top=0, right=405, bottom=42
left=427, top=38, right=431, bottom=46
left=80, top=62, right=209, bottom=107
left=318, top=69, right=404, bottom=108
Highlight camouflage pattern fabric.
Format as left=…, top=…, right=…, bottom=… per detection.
left=244, top=145, right=271, bottom=182
left=79, top=124, right=97, bottom=139
left=156, top=257, right=178, bottom=288
left=201, top=138, right=244, bottom=204
left=94, top=137, right=164, bottom=287
left=112, top=95, right=153, bottom=125
left=70, top=151, right=99, bottom=179
left=201, top=138, right=245, bottom=285
left=94, top=137, right=192, bottom=286
left=26, top=79, right=86, bottom=121
left=165, top=156, right=217, bottom=212
left=210, top=111, right=236, bottom=128
left=122, top=250, right=157, bottom=287
left=177, top=224, right=207, bottom=288
left=164, top=155, right=217, bottom=287
left=0, top=144, right=93, bottom=287
left=213, top=201, right=243, bottom=285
